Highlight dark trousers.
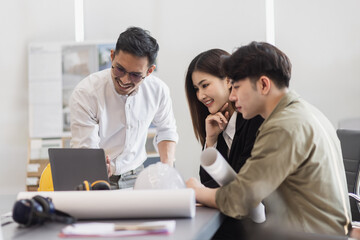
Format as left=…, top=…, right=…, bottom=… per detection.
left=212, top=217, right=261, bottom=240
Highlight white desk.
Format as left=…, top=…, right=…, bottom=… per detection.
left=1, top=194, right=351, bottom=240
left=1, top=194, right=224, bottom=240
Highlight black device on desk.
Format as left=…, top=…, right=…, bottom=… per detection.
left=12, top=195, right=76, bottom=227
left=48, top=148, right=109, bottom=191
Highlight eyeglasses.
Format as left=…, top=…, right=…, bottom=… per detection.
left=111, top=65, right=146, bottom=83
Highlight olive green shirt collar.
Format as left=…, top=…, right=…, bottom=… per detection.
left=258, top=90, right=299, bottom=133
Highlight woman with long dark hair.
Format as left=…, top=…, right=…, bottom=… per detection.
left=185, top=49, right=263, bottom=239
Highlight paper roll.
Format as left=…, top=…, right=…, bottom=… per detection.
left=17, top=189, right=195, bottom=219
left=201, top=147, right=237, bottom=186
left=201, top=147, right=266, bottom=223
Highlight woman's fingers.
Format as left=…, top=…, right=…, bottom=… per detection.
left=216, top=112, right=228, bottom=125
left=207, top=114, right=225, bottom=126
left=224, top=111, right=230, bottom=120
left=207, top=113, right=228, bottom=130
left=219, top=102, right=231, bottom=122
left=219, top=102, right=229, bottom=113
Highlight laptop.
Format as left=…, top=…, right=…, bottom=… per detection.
left=48, top=148, right=109, bottom=191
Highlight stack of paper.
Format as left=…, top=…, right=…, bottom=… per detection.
left=59, top=220, right=176, bottom=237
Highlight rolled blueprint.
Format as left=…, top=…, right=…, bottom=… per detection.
left=201, top=147, right=237, bottom=186
left=201, top=147, right=266, bottom=223
left=17, top=189, right=195, bottom=219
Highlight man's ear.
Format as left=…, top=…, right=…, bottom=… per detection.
left=226, top=77, right=232, bottom=89
left=110, top=49, right=115, bottom=61
left=147, top=65, right=156, bottom=76
left=258, top=76, right=271, bottom=95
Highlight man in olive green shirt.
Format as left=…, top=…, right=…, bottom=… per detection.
left=186, top=42, right=351, bottom=236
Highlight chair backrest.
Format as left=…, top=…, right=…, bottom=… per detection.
left=337, top=129, right=360, bottom=221
left=338, top=118, right=360, bottom=131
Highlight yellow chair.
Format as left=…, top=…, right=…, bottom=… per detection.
left=38, top=163, right=54, bottom=191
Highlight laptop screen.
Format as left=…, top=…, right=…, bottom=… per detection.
left=48, top=148, right=109, bottom=191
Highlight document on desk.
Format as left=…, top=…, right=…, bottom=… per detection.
left=17, top=189, right=195, bottom=219
left=201, top=147, right=266, bottom=223
left=59, top=220, right=176, bottom=238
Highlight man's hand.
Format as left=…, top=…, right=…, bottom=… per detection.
left=205, top=102, right=230, bottom=147
left=186, top=177, right=204, bottom=189
left=351, top=228, right=360, bottom=239
left=106, top=155, right=112, bottom=177
left=186, top=177, right=218, bottom=208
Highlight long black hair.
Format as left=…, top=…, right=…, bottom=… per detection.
left=185, top=49, right=231, bottom=146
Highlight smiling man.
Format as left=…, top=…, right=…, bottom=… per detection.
left=186, top=42, right=351, bottom=236
left=70, top=27, right=178, bottom=189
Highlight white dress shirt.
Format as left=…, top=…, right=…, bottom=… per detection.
left=69, top=69, right=178, bottom=175
left=222, top=112, right=237, bottom=152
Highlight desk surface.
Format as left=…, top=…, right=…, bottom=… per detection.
left=1, top=194, right=352, bottom=240
left=1, top=194, right=224, bottom=240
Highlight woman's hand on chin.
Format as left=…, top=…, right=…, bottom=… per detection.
left=205, top=102, right=230, bottom=147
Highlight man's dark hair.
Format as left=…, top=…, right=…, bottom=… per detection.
left=115, top=27, right=159, bottom=66
left=222, top=41, right=292, bottom=88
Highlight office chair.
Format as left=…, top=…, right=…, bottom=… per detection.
left=337, top=129, right=360, bottom=221
left=338, top=118, right=360, bottom=131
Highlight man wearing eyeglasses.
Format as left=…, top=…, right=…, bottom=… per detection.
left=69, top=27, right=178, bottom=189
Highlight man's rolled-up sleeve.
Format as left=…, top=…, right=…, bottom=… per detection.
left=151, top=84, right=178, bottom=145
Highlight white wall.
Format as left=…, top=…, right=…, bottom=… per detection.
left=275, top=0, right=360, bottom=126
left=0, top=0, right=28, bottom=194
left=0, top=0, right=359, bottom=194
left=0, top=0, right=75, bottom=193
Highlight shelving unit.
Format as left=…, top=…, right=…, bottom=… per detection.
left=26, top=138, right=69, bottom=191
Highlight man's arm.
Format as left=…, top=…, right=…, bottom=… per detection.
left=215, top=127, right=301, bottom=219
left=158, top=140, right=176, bottom=167
left=186, top=177, right=218, bottom=208
left=69, top=88, right=100, bottom=148
left=151, top=81, right=178, bottom=164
